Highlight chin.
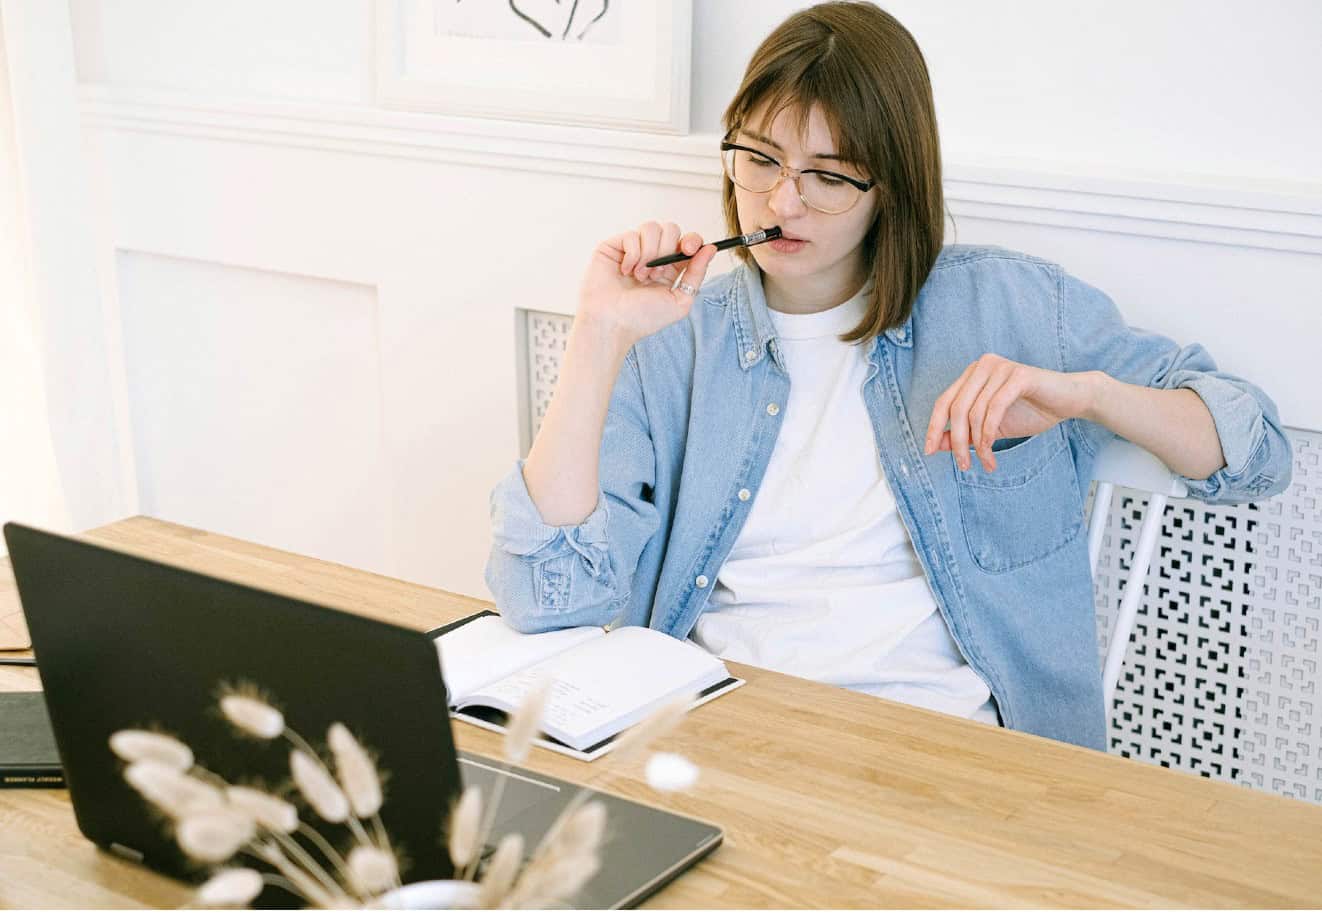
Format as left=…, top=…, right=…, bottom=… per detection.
left=751, top=249, right=814, bottom=277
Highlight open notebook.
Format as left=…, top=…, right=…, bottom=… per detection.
left=429, top=611, right=743, bottom=761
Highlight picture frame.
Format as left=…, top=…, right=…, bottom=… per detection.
left=374, top=0, right=692, bottom=134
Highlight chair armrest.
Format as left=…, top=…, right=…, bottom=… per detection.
left=1090, top=438, right=1189, bottom=498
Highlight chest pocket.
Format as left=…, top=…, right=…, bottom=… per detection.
left=955, top=425, right=1084, bottom=573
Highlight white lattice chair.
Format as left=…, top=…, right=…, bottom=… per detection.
left=1087, top=437, right=1190, bottom=712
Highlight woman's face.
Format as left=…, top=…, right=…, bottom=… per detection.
left=732, top=103, right=880, bottom=293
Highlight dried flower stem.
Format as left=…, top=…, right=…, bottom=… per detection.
left=464, top=770, right=508, bottom=882
left=478, top=833, right=524, bottom=908
left=467, top=679, right=552, bottom=881
left=529, top=784, right=596, bottom=863
left=259, top=873, right=310, bottom=900
left=267, top=828, right=348, bottom=903
left=448, top=785, right=484, bottom=875
left=245, top=843, right=338, bottom=909
left=369, top=813, right=389, bottom=851
left=346, top=813, right=375, bottom=851
left=294, top=821, right=352, bottom=880
left=369, top=814, right=401, bottom=889
left=507, top=803, right=605, bottom=909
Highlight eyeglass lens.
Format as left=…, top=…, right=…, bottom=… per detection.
left=721, top=146, right=861, bottom=214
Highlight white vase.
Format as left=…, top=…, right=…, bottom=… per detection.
left=372, top=879, right=483, bottom=909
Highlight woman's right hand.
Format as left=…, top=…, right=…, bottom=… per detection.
left=577, top=221, right=719, bottom=348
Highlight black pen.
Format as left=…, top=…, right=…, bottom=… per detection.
left=0, top=657, right=37, bottom=667
left=645, top=226, right=783, bottom=268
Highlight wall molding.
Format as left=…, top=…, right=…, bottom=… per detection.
left=79, top=85, right=1322, bottom=255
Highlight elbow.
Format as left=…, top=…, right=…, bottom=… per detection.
left=1250, top=423, right=1295, bottom=500
left=1185, top=418, right=1294, bottom=505
left=483, top=547, right=622, bottom=634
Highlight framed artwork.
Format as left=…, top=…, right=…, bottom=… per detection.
left=375, top=0, right=692, bottom=134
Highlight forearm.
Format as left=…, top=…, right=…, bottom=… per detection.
left=522, top=314, right=633, bottom=526
left=1083, top=372, right=1226, bottom=480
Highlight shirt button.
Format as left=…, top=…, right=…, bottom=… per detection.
left=766, top=403, right=779, bottom=416
left=745, top=349, right=757, bottom=362
left=901, top=463, right=909, bottom=477
left=695, top=575, right=709, bottom=588
left=738, top=488, right=751, bottom=501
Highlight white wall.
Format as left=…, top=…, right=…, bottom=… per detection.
left=0, top=5, right=68, bottom=547
left=9, top=0, right=1316, bottom=598
left=1, top=0, right=130, bottom=548
left=68, top=0, right=1322, bottom=188
left=694, top=0, right=1322, bottom=185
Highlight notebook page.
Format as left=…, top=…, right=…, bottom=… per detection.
left=435, top=616, right=603, bottom=703
left=463, top=626, right=729, bottom=749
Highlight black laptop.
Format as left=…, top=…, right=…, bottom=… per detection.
left=2, top=522, right=721, bottom=908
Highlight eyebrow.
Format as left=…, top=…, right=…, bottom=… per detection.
left=739, top=129, right=845, bottom=162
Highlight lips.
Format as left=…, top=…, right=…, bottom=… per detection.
left=767, top=228, right=807, bottom=241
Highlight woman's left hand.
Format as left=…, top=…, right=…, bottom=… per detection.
left=923, top=354, right=1100, bottom=473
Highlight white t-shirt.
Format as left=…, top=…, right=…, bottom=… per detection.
left=690, top=284, right=999, bottom=726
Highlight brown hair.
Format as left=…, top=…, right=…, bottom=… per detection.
left=720, top=1, right=946, bottom=343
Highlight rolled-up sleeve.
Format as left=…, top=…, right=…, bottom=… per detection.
left=1057, top=267, right=1293, bottom=504
left=484, top=349, right=661, bottom=632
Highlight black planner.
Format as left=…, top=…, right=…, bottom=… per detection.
left=0, top=691, right=64, bottom=788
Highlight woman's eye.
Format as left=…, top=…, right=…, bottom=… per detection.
left=818, top=175, right=846, bottom=186
left=750, top=154, right=776, bottom=166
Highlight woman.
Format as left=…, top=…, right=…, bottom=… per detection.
left=484, top=2, right=1291, bottom=750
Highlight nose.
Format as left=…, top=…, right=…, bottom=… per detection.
left=767, top=169, right=807, bottom=219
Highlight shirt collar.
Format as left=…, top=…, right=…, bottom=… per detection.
left=731, top=262, right=778, bottom=370
left=731, top=263, right=913, bottom=371
left=883, top=313, right=914, bottom=349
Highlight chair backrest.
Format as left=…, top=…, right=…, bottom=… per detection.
left=1086, top=437, right=1188, bottom=713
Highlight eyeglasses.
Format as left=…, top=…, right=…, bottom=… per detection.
left=720, top=141, right=875, bottom=215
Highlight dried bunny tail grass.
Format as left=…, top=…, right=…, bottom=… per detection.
left=612, top=693, right=695, bottom=764
left=225, top=785, right=299, bottom=834
left=108, top=730, right=194, bottom=771
left=289, top=749, right=350, bottom=823
left=477, top=833, right=524, bottom=909
left=327, top=722, right=382, bottom=819
left=645, top=752, right=700, bottom=792
left=191, top=867, right=264, bottom=908
left=503, top=677, right=553, bottom=765
left=217, top=683, right=285, bottom=739
left=345, top=844, right=399, bottom=897
left=505, top=806, right=605, bottom=909
left=447, top=785, right=483, bottom=875
left=547, top=799, right=607, bottom=861
left=507, top=800, right=606, bottom=908
left=175, top=807, right=256, bottom=863
left=124, top=760, right=225, bottom=820
left=508, top=850, right=602, bottom=909
left=463, top=677, right=552, bottom=881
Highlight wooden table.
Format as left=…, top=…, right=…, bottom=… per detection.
left=2, top=516, right=1321, bottom=908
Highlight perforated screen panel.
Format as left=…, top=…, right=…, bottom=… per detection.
left=1091, top=429, right=1321, bottom=802
left=525, top=310, right=574, bottom=448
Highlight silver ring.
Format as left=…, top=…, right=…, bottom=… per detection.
left=673, top=280, right=698, bottom=297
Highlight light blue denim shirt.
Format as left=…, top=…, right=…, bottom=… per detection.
left=485, top=244, right=1292, bottom=751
